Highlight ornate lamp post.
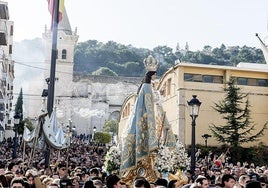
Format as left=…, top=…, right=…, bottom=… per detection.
left=67, top=119, right=76, bottom=140
left=13, top=114, right=20, bottom=159
left=187, top=95, right=201, bottom=174
left=202, top=133, right=211, bottom=147
left=66, top=118, right=75, bottom=167
left=92, top=126, right=96, bottom=142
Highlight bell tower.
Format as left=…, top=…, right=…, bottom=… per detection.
left=43, top=6, right=79, bottom=98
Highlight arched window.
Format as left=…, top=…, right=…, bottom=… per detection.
left=109, top=111, right=120, bottom=121
left=62, top=49, right=67, bottom=59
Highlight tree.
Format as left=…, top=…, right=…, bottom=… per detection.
left=73, top=39, right=265, bottom=76
left=210, top=77, right=267, bottom=148
left=14, top=88, right=24, bottom=135
left=94, top=132, right=111, bottom=144
left=103, top=120, right=118, bottom=135
left=15, top=88, right=23, bottom=117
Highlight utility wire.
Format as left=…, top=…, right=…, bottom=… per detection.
left=15, top=61, right=73, bottom=75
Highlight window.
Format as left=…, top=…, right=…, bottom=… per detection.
left=247, top=78, right=257, bottom=86
left=235, top=77, right=268, bottom=87
left=237, top=77, right=247, bottom=85
left=193, top=74, right=202, bottom=82
left=203, top=75, right=213, bottom=83
left=9, top=45, right=12, bottom=54
left=184, top=74, right=193, bottom=81
left=213, top=76, right=223, bottom=83
left=167, top=78, right=171, bottom=95
left=123, top=103, right=131, bottom=118
left=127, top=103, right=130, bottom=116
left=10, top=25, right=13, bottom=36
left=62, top=49, right=67, bottom=59
left=257, top=79, right=268, bottom=87
left=185, top=73, right=223, bottom=84
left=0, top=4, right=9, bottom=20
left=162, top=83, right=166, bottom=97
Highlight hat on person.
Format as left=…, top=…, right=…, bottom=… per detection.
left=155, top=178, right=168, bottom=187
left=245, top=180, right=262, bottom=188
left=106, top=174, right=121, bottom=188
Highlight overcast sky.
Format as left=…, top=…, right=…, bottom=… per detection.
left=6, top=0, right=268, bottom=51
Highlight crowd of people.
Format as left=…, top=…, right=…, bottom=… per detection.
left=0, top=135, right=268, bottom=188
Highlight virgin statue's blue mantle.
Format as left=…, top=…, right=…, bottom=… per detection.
left=120, top=83, right=158, bottom=172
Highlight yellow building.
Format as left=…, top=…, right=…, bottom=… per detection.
left=119, top=62, right=268, bottom=147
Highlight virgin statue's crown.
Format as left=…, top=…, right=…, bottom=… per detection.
left=143, top=55, right=159, bottom=72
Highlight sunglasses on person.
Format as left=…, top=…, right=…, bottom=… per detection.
left=60, top=168, right=67, bottom=171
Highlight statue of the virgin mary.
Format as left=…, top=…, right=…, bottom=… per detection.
left=120, top=55, right=176, bottom=183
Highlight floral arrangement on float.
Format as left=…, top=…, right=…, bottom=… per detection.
left=154, top=140, right=190, bottom=174
left=104, top=145, right=121, bottom=174
left=170, top=141, right=190, bottom=171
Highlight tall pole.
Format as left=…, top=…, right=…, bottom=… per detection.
left=47, top=0, right=60, bottom=116
left=187, top=95, right=201, bottom=175
left=45, top=0, right=60, bottom=170
left=12, top=124, right=18, bottom=159
left=190, top=116, right=196, bottom=174
left=12, top=114, right=20, bottom=159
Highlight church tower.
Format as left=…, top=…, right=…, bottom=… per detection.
left=43, top=6, right=79, bottom=99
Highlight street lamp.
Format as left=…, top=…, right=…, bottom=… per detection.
left=92, top=126, right=96, bottom=142
left=13, top=114, right=20, bottom=159
left=187, top=95, right=201, bottom=174
left=67, top=119, right=76, bottom=140
left=202, top=134, right=212, bottom=147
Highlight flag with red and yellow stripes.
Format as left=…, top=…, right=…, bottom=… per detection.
left=47, top=0, right=65, bottom=28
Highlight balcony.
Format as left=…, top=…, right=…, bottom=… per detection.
left=0, top=3, right=9, bottom=46
left=0, top=4, right=9, bottom=20
left=0, top=21, right=7, bottom=45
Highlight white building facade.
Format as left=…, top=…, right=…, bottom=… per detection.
left=0, top=1, right=15, bottom=141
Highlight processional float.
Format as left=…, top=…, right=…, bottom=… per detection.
left=119, top=55, right=176, bottom=184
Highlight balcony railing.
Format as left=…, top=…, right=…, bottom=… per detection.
left=0, top=20, right=7, bottom=45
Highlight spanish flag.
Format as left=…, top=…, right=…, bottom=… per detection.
left=47, top=0, right=65, bottom=27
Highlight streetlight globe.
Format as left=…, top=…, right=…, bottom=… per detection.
left=13, top=114, right=20, bottom=125
left=202, top=134, right=212, bottom=139
left=187, top=95, right=202, bottom=117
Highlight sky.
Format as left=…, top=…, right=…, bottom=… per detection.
left=6, top=0, right=268, bottom=51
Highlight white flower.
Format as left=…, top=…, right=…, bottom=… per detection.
left=154, top=144, right=173, bottom=173
left=154, top=141, right=190, bottom=173
left=104, top=145, right=121, bottom=173
left=170, top=141, right=190, bottom=171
